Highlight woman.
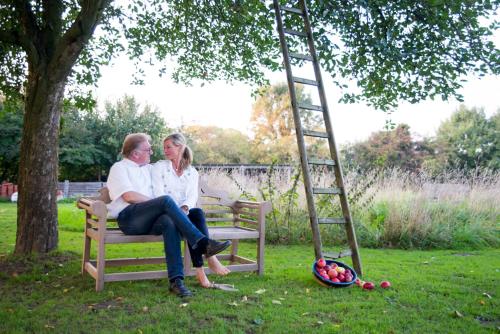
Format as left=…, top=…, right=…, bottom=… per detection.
left=152, top=133, right=230, bottom=288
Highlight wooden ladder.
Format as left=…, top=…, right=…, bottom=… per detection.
left=272, top=0, right=362, bottom=275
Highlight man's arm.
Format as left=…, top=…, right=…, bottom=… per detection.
left=122, top=191, right=151, bottom=203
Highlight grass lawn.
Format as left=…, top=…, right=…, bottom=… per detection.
left=0, top=202, right=499, bottom=333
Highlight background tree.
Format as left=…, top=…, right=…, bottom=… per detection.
left=0, top=97, right=22, bottom=182
left=250, top=83, right=323, bottom=163
left=59, top=107, right=107, bottom=181
left=428, top=106, right=499, bottom=172
left=1, top=1, right=497, bottom=254
left=341, top=124, right=432, bottom=172
left=182, top=125, right=252, bottom=164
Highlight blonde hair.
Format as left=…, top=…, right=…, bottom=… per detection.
left=164, top=133, right=193, bottom=171
left=121, top=133, right=151, bottom=158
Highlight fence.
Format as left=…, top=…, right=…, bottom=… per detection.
left=1, top=164, right=295, bottom=198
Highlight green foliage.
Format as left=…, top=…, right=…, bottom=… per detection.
left=0, top=95, right=170, bottom=182
left=2, top=1, right=499, bottom=110
left=182, top=125, right=253, bottom=164
left=0, top=98, right=22, bottom=182
left=429, top=105, right=499, bottom=172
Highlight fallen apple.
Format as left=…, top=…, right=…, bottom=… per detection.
left=380, top=281, right=391, bottom=289
left=362, top=282, right=375, bottom=290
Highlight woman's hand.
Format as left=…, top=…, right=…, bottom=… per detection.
left=180, top=205, right=189, bottom=214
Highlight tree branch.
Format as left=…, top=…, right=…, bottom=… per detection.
left=41, top=0, right=64, bottom=58
left=14, top=0, right=40, bottom=66
left=49, top=0, right=111, bottom=81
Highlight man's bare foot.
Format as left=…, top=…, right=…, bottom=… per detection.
left=195, top=267, right=212, bottom=288
left=207, top=256, right=231, bottom=276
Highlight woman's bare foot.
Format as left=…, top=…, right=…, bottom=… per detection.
left=207, top=256, right=231, bottom=276
left=195, top=267, right=212, bottom=288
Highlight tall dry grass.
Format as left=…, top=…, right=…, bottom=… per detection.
left=200, top=167, right=499, bottom=249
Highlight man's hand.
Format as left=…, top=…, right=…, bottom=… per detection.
left=180, top=205, right=189, bottom=214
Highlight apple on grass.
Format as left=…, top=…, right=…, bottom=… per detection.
left=362, top=282, right=375, bottom=290
left=380, top=281, right=391, bottom=289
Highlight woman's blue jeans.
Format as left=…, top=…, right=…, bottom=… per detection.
left=117, top=195, right=206, bottom=281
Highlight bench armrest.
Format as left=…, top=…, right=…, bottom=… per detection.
left=77, top=198, right=109, bottom=229
left=234, top=200, right=272, bottom=214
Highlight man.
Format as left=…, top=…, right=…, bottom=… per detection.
left=106, top=133, right=231, bottom=297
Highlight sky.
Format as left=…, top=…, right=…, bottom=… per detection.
left=95, top=55, right=499, bottom=145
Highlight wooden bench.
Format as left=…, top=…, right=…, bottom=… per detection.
left=77, top=181, right=271, bottom=291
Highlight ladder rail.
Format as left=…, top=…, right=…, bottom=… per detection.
left=272, top=0, right=323, bottom=260
left=299, top=0, right=363, bottom=275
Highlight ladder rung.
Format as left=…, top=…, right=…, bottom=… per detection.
left=297, top=103, right=322, bottom=111
left=324, top=249, right=353, bottom=259
left=284, top=29, right=307, bottom=37
left=318, top=218, right=345, bottom=224
left=292, top=76, right=318, bottom=86
left=289, top=52, right=313, bottom=61
left=303, top=130, right=329, bottom=138
left=281, top=6, right=302, bottom=14
left=313, top=187, right=342, bottom=195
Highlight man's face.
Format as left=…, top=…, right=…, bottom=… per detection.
left=132, top=140, right=153, bottom=165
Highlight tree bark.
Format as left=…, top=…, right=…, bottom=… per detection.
left=15, top=64, right=65, bottom=254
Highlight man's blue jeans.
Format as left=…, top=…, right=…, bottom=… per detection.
left=117, top=195, right=207, bottom=280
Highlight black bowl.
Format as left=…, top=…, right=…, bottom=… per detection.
left=312, top=259, right=357, bottom=288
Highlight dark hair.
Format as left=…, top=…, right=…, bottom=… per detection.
left=164, top=133, right=193, bottom=171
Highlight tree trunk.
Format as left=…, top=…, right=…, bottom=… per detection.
left=14, top=66, right=65, bottom=254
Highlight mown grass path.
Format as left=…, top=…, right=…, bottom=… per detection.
left=0, top=203, right=499, bottom=333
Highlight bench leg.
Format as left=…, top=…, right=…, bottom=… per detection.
left=183, top=240, right=193, bottom=276
left=96, top=230, right=106, bottom=292
left=257, top=235, right=265, bottom=276
left=82, top=229, right=91, bottom=276
left=230, top=239, right=239, bottom=264
left=82, top=213, right=91, bottom=276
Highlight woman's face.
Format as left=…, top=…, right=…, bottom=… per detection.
left=163, top=139, right=182, bottom=161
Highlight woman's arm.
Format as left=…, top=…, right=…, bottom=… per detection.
left=151, top=161, right=167, bottom=197
left=181, top=168, right=199, bottom=210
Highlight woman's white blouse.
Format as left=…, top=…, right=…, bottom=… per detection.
left=151, top=160, right=199, bottom=209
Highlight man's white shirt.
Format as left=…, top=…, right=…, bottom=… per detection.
left=106, top=158, right=154, bottom=218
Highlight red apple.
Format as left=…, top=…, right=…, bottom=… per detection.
left=318, top=269, right=327, bottom=276
left=344, top=275, right=353, bottom=282
left=317, top=258, right=326, bottom=268
left=338, top=274, right=345, bottom=282
left=332, top=278, right=340, bottom=283
left=330, top=263, right=338, bottom=270
left=344, top=269, right=352, bottom=276
left=362, top=282, right=375, bottom=290
left=355, top=278, right=362, bottom=286
left=324, top=265, right=332, bottom=272
left=380, top=281, right=391, bottom=289
left=328, top=269, right=338, bottom=278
